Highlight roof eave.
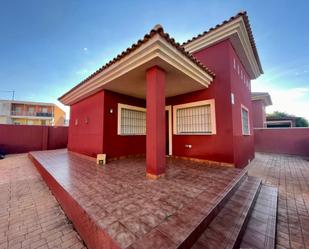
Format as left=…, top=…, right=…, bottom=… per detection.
left=59, top=34, right=214, bottom=106
left=183, top=13, right=263, bottom=79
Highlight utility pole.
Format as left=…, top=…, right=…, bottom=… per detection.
left=0, top=90, right=15, bottom=100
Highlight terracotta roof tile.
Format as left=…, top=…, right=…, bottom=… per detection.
left=59, top=25, right=215, bottom=102
left=182, top=11, right=263, bottom=74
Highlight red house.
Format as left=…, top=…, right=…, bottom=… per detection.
left=251, top=92, right=272, bottom=128
left=59, top=12, right=263, bottom=178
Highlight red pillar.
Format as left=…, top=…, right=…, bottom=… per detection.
left=146, top=66, right=166, bottom=179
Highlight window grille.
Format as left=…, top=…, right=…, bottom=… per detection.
left=241, top=107, right=250, bottom=135
left=176, top=104, right=211, bottom=134
left=120, top=107, right=146, bottom=135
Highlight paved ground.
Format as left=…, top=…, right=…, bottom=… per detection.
left=248, top=153, right=309, bottom=249
left=2, top=152, right=309, bottom=249
left=0, top=154, right=85, bottom=249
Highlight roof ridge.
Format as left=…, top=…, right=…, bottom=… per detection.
left=59, top=25, right=215, bottom=101
left=181, top=11, right=246, bottom=46
left=181, top=11, right=263, bottom=73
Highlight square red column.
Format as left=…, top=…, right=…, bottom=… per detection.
left=146, top=66, right=166, bottom=179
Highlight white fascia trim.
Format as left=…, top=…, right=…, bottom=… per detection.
left=117, top=103, right=146, bottom=136
left=183, top=17, right=261, bottom=79
left=61, top=35, right=213, bottom=105
left=173, top=99, right=216, bottom=135
left=251, top=95, right=272, bottom=106
left=241, top=104, right=250, bottom=135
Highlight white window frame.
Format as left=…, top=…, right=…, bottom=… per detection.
left=241, top=104, right=250, bottom=135
left=173, top=99, right=216, bottom=135
left=117, top=103, right=146, bottom=136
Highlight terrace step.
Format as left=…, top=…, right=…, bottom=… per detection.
left=191, top=176, right=261, bottom=249
left=238, top=185, right=278, bottom=249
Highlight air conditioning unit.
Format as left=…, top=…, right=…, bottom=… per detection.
left=97, top=154, right=106, bottom=165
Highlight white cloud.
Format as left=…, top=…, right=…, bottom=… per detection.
left=252, top=78, right=309, bottom=120
left=83, top=47, right=88, bottom=52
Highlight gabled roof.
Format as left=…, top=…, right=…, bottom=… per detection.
left=182, top=11, right=263, bottom=79
left=58, top=25, right=215, bottom=103
left=251, top=92, right=272, bottom=106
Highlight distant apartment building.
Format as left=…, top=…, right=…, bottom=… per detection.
left=0, top=100, right=66, bottom=126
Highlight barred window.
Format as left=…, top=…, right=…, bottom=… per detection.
left=241, top=107, right=250, bottom=135
left=173, top=100, right=216, bottom=135
left=118, top=104, right=146, bottom=135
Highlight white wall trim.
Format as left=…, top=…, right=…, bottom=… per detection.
left=183, top=17, right=261, bottom=79
left=117, top=103, right=146, bottom=136
left=165, top=105, right=172, bottom=155
left=173, top=99, right=216, bottom=135
left=117, top=103, right=173, bottom=155
left=241, top=104, right=250, bottom=135
left=60, top=35, right=214, bottom=105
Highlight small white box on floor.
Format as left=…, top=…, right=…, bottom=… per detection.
left=97, top=154, right=106, bottom=165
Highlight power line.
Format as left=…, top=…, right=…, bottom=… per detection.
left=0, top=90, right=15, bottom=100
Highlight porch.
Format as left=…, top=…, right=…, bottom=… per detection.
left=29, top=149, right=246, bottom=249
left=60, top=25, right=217, bottom=178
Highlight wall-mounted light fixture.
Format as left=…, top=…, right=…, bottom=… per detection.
left=75, top=119, right=78, bottom=126
left=109, top=108, right=114, bottom=114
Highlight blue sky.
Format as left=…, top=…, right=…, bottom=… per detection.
left=0, top=0, right=308, bottom=119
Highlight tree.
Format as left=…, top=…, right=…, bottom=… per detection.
left=267, top=111, right=309, bottom=127
left=295, top=117, right=309, bottom=127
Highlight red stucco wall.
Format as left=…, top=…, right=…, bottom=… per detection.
left=48, top=126, right=69, bottom=150
left=68, top=91, right=105, bottom=157
left=254, top=128, right=309, bottom=157
left=228, top=42, right=255, bottom=167
left=66, top=39, right=255, bottom=167
left=166, top=39, right=254, bottom=167
left=252, top=100, right=266, bottom=128
left=167, top=40, right=235, bottom=165
left=0, top=124, right=68, bottom=154
left=103, top=90, right=146, bottom=159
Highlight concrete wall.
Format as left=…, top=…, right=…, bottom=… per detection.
left=54, top=105, right=66, bottom=126
left=0, top=102, right=11, bottom=116
left=0, top=124, right=68, bottom=154
left=254, top=128, right=309, bottom=157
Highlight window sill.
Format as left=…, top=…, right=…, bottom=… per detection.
left=118, top=134, right=146, bottom=136
left=174, top=133, right=216, bottom=136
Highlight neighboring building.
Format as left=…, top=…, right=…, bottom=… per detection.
left=0, top=100, right=66, bottom=126
left=251, top=92, right=272, bottom=128
left=266, top=116, right=296, bottom=128
left=59, top=12, right=263, bottom=175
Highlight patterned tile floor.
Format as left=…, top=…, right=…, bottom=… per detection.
left=0, top=154, right=85, bottom=249
left=3, top=152, right=308, bottom=249
left=30, top=150, right=244, bottom=248
left=248, top=153, right=309, bottom=249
